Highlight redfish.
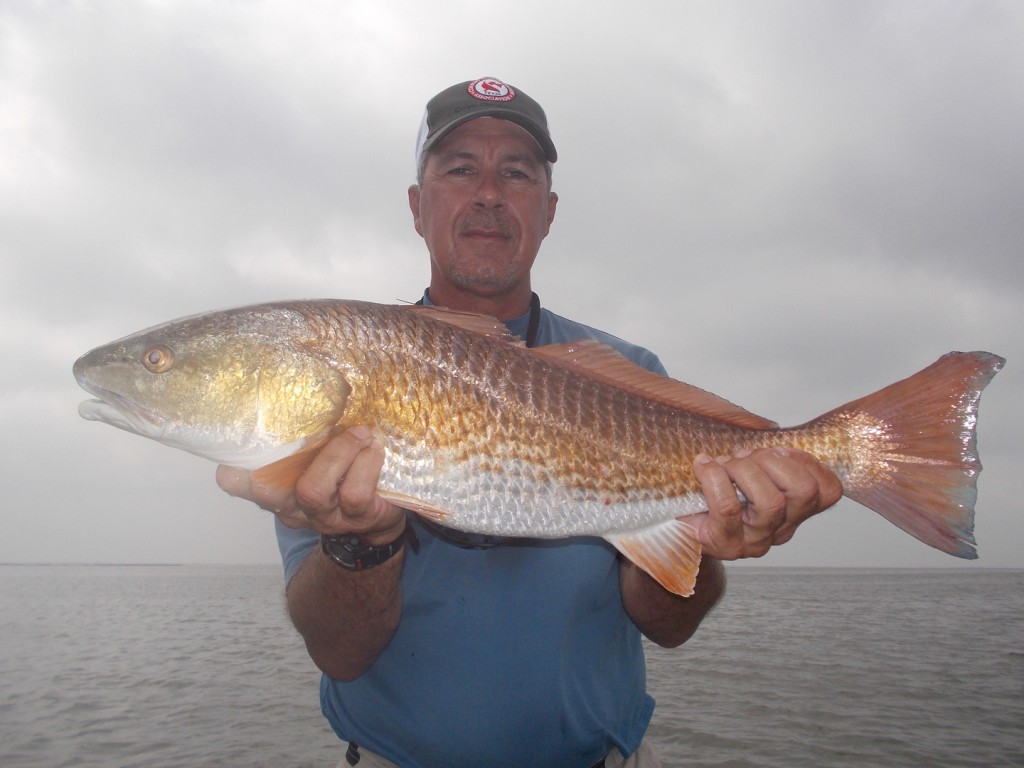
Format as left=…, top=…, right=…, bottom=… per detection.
left=74, top=300, right=1003, bottom=595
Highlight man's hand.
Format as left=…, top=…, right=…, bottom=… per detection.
left=216, top=426, right=406, bottom=545
left=691, top=446, right=843, bottom=560
left=621, top=446, right=840, bottom=648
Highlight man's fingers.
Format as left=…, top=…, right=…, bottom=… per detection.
left=720, top=449, right=787, bottom=531
left=336, top=434, right=388, bottom=514
left=789, top=448, right=844, bottom=512
left=692, top=447, right=842, bottom=561
left=216, top=465, right=251, bottom=498
left=692, top=453, right=745, bottom=553
left=294, top=427, right=374, bottom=512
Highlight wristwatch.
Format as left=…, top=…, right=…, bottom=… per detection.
left=320, top=521, right=412, bottom=571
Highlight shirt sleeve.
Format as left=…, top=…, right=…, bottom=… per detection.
left=275, top=519, right=319, bottom=583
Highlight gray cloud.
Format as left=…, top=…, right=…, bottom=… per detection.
left=2, top=0, right=1020, bottom=568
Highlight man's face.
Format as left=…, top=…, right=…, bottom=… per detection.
left=408, top=118, right=558, bottom=303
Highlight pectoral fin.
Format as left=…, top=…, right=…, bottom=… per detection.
left=377, top=489, right=452, bottom=522
left=604, top=518, right=702, bottom=597
left=250, top=447, right=320, bottom=492
left=250, top=431, right=338, bottom=492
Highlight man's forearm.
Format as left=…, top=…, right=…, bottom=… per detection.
left=620, top=555, right=725, bottom=647
left=286, top=546, right=404, bottom=681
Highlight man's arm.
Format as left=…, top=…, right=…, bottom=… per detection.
left=217, top=427, right=407, bottom=681
left=620, top=555, right=726, bottom=647
left=284, top=538, right=404, bottom=681
left=622, top=446, right=843, bottom=647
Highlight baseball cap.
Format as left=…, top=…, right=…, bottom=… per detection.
left=415, top=77, right=558, bottom=171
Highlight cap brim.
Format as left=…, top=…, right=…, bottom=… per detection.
left=420, top=110, right=557, bottom=163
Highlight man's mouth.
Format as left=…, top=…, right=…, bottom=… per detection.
left=462, top=229, right=509, bottom=240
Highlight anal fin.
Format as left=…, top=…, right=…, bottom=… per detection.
left=605, top=518, right=703, bottom=597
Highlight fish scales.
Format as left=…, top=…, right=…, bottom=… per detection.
left=74, top=299, right=1004, bottom=595
left=293, top=304, right=833, bottom=535
left=328, top=307, right=705, bottom=499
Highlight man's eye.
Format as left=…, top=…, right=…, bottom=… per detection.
left=505, top=167, right=538, bottom=181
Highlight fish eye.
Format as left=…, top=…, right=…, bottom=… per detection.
left=142, top=345, right=175, bottom=373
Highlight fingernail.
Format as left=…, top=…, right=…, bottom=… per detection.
left=695, top=453, right=712, bottom=464
left=733, top=448, right=753, bottom=459
left=349, top=425, right=372, bottom=440
left=773, top=446, right=790, bottom=458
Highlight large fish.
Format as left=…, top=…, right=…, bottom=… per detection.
left=74, top=300, right=1003, bottom=595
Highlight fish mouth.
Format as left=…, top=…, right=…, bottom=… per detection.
left=74, top=352, right=167, bottom=439
left=77, top=388, right=166, bottom=439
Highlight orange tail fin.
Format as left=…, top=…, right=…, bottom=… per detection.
left=816, top=351, right=1004, bottom=559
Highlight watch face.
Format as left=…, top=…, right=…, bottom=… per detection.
left=322, top=535, right=364, bottom=567
left=321, top=531, right=405, bottom=571
left=337, top=536, right=363, bottom=557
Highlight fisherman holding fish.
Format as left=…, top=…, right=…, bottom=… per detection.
left=78, top=77, right=999, bottom=767
left=217, top=78, right=843, bottom=767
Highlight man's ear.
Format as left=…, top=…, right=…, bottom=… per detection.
left=408, top=184, right=423, bottom=237
left=544, top=192, right=558, bottom=235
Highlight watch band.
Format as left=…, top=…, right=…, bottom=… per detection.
left=320, top=521, right=412, bottom=571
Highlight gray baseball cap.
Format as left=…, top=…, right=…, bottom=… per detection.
left=415, top=77, right=558, bottom=170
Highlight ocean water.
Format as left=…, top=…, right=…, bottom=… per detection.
left=1, top=565, right=1021, bottom=767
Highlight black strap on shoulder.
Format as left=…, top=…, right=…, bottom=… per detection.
left=524, top=291, right=541, bottom=348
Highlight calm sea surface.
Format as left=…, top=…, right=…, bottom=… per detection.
left=1, top=565, right=1021, bottom=767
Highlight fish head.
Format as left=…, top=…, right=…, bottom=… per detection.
left=73, top=304, right=352, bottom=469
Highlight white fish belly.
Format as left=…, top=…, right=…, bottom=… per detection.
left=381, top=448, right=708, bottom=538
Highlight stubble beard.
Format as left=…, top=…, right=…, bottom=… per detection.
left=445, top=253, right=525, bottom=298
left=447, top=214, right=527, bottom=298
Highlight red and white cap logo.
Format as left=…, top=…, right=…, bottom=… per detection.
left=468, top=77, right=516, bottom=102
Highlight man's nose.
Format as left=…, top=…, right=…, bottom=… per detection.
left=472, top=171, right=504, bottom=206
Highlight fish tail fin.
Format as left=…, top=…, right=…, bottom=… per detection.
left=818, top=351, right=1004, bottom=559
left=605, top=519, right=702, bottom=597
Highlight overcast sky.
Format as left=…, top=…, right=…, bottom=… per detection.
left=2, top=0, right=1020, bottom=569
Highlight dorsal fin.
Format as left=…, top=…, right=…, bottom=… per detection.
left=407, top=305, right=524, bottom=344
left=406, top=305, right=775, bottom=429
left=533, top=340, right=778, bottom=430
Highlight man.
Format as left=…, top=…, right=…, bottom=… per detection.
left=217, top=77, right=842, bottom=768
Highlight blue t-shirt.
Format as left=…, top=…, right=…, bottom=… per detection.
left=275, top=296, right=668, bottom=768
